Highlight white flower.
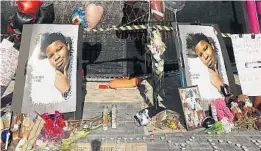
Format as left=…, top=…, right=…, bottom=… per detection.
left=221, top=118, right=234, bottom=133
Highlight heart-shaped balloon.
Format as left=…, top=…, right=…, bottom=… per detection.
left=164, top=1, right=185, bottom=12
left=85, top=3, right=104, bottom=29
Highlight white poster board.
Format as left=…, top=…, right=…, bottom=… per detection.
left=231, top=34, right=261, bottom=96
left=12, top=24, right=81, bottom=114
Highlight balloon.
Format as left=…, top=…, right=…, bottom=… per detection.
left=151, top=0, right=164, bottom=21
left=16, top=0, right=43, bottom=16
left=85, top=3, right=104, bottom=29
left=164, top=1, right=185, bottom=12
left=36, top=4, right=55, bottom=24
left=9, top=12, right=34, bottom=34
left=126, top=0, right=137, bottom=4
left=71, top=8, right=87, bottom=28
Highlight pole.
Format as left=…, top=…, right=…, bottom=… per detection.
left=173, top=10, right=186, bottom=88
left=256, top=1, right=261, bottom=30
left=246, top=0, right=260, bottom=33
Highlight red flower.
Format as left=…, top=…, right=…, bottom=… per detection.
left=40, top=111, right=65, bottom=138
left=45, top=118, right=54, bottom=131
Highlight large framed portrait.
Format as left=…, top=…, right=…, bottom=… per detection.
left=178, top=86, right=206, bottom=131
left=176, top=24, right=236, bottom=109
left=12, top=24, right=83, bottom=116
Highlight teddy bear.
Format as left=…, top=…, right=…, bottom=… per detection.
left=236, top=95, right=256, bottom=117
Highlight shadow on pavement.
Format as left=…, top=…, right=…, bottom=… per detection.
left=91, top=139, right=101, bottom=151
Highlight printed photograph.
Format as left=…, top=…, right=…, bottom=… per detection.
left=178, top=25, right=229, bottom=107
left=179, top=86, right=206, bottom=131
left=20, top=24, right=80, bottom=114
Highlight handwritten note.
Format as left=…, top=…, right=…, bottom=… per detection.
left=231, top=34, right=261, bottom=96
left=32, top=75, right=44, bottom=82
left=0, top=39, right=19, bottom=86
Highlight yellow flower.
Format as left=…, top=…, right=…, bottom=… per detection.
left=169, top=122, right=177, bottom=129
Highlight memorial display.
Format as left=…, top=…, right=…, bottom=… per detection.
left=1, top=1, right=261, bottom=151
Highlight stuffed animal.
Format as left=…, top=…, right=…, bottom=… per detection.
left=230, top=102, right=244, bottom=121
left=254, top=96, right=261, bottom=111
left=134, top=109, right=151, bottom=126
left=237, top=95, right=256, bottom=117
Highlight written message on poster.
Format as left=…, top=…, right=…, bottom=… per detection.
left=231, top=34, right=261, bottom=96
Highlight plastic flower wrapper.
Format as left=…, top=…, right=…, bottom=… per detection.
left=146, top=29, right=166, bottom=103
left=206, top=117, right=234, bottom=134
left=207, top=121, right=223, bottom=134
left=59, top=130, right=91, bottom=150
left=220, top=117, right=234, bottom=133
left=151, top=30, right=166, bottom=55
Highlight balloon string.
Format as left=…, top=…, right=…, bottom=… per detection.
left=173, top=10, right=186, bottom=88
left=122, top=13, right=150, bottom=27
left=144, top=1, right=152, bottom=104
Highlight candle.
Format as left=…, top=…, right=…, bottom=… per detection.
left=5, top=131, right=10, bottom=149
left=0, top=118, right=4, bottom=131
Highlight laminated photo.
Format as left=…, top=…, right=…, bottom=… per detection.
left=178, top=25, right=229, bottom=107
left=12, top=24, right=82, bottom=114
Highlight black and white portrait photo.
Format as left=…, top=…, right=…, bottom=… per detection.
left=178, top=25, right=229, bottom=106
left=12, top=24, right=81, bottom=114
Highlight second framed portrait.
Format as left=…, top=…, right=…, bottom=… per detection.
left=177, top=24, right=236, bottom=109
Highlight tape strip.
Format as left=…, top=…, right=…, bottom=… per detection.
left=83, top=24, right=231, bottom=38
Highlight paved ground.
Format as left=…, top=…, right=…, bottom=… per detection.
left=2, top=73, right=261, bottom=151
left=81, top=101, right=261, bottom=151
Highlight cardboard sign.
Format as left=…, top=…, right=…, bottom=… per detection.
left=231, top=34, right=261, bottom=96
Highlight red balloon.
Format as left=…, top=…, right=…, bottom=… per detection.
left=16, top=0, right=43, bottom=16
left=151, top=0, right=164, bottom=21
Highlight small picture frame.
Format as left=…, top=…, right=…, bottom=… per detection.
left=178, top=86, right=206, bottom=131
